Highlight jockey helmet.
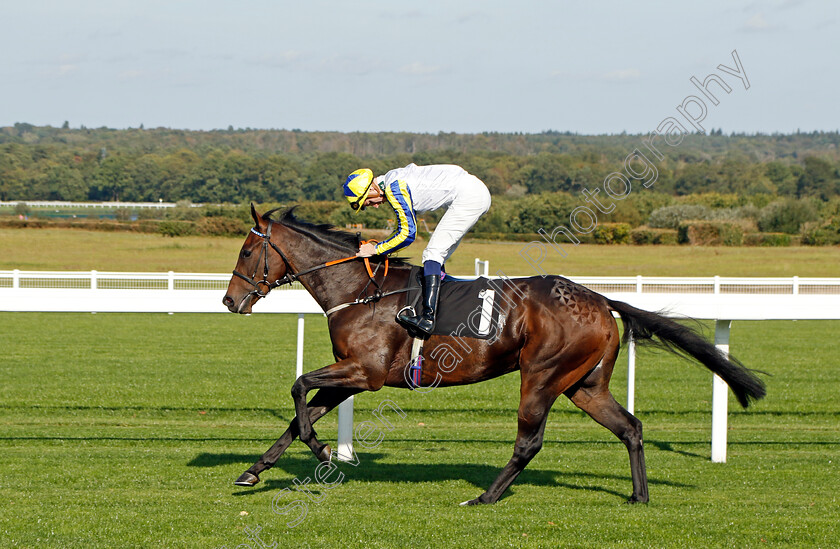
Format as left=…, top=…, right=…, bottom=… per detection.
left=343, top=168, right=374, bottom=212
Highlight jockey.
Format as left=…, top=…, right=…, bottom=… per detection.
left=343, top=163, right=491, bottom=337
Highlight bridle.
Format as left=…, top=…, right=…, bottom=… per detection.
left=233, top=221, right=332, bottom=299
left=231, top=220, right=395, bottom=307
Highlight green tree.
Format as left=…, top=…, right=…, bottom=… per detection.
left=507, top=192, right=578, bottom=233
left=515, top=153, right=574, bottom=194
left=262, top=155, right=304, bottom=202
left=764, top=161, right=797, bottom=196
left=757, top=199, right=819, bottom=234
left=128, top=155, right=165, bottom=201
left=797, top=156, right=838, bottom=200
left=302, top=152, right=360, bottom=201
left=45, top=165, right=86, bottom=201
left=92, top=155, right=132, bottom=201
left=159, top=149, right=201, bottom=200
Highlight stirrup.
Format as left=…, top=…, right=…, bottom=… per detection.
left=396, top=305, right=416, bottom=323
left=396, top=306, right=423, bottom=338
left=396, top=305, right=417, bottom=329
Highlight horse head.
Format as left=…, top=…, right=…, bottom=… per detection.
left=223, top=203, right=291, bottom=314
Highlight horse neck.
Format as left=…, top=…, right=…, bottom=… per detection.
left=274, top=224, right=377, bottom=312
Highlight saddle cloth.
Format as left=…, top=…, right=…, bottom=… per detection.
left=404, top=266, right=501, bottom=339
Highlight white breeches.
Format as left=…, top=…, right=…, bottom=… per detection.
left=421, top=176, right=491, bottom=266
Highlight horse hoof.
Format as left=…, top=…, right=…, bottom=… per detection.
left=625, top=495, right=648, bottom=504
left=234, top=472, right=260, bottom=487
left=317, top=444, right=332, bottom=463
left=459, top=497, right=482, bottom=506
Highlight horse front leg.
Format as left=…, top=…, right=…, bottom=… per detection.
left=235, top=387, right=360, bottom=486
left=291, top=358, right=379, bottom=463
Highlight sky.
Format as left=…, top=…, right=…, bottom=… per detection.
left=0, top=0, right=836, bottom=135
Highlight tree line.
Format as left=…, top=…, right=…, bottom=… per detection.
left=1, top=125, right=839, bottom=204
left=1, top=124, right=839, bottom=244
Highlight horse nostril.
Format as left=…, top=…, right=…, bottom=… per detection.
left=222, top=295, right=234, bottom=307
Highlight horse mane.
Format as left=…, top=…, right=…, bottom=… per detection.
left=265, top=207, right=414, bottom=268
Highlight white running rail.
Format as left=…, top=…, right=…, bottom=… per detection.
left=3, top=271, right=840, bottom=463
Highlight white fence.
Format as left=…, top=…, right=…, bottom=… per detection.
left=3, top=270, right=840, bottom=463
left=0, top=200, right=196, bottom=209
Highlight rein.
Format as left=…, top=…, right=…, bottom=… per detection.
left=232, top=220, right=401, bottom=309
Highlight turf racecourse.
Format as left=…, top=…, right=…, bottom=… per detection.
left=1, top=313, right=838, bottom=548
left=3, top=227, right=840, bottom=276
left=1, top=227, right=839, bottom=547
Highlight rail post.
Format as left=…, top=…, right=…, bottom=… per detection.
left=626, top=332, right=636, bottom=415
left=337, top=397, right=355, bottom=461
left=712, top=320, right=731, bottom=463
left=296, top=313, right=304, bottom=379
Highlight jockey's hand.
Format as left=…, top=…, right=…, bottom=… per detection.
left=356, top=242, right=377, bottom=257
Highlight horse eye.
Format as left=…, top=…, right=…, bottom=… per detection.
left=242, top=250, right=252, bottom=258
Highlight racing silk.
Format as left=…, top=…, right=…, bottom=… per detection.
left=381, top=163, right=468, bottom=212
left=373, top=163, right=487, bottom=257
left=373, top=179, right=417, bottom=255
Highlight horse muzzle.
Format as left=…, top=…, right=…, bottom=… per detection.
left=223, top=293, right=257, bottom=314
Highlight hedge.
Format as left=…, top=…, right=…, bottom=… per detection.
left=591, top=223, right=630, bottom=244
left=630, top=227, right=679, bottom=245
left=743, top=233, right=792, bottom=247
left=677, top=221, right=744, bottom=246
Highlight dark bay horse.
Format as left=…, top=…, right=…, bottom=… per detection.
left=222, top=205, right=766, bottom=505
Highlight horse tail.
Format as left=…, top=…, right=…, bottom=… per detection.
left=606, top=299, right=766, bottom=408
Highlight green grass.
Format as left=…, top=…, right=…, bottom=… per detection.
left=1, top=226, right=838, bottom=546
left=2, top=227, right=840, bottom=276
left=1, top=313, right=838, bottom=548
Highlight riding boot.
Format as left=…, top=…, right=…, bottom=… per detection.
left=397, top=274, right=441, bottom=338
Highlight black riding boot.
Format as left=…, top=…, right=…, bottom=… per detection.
left=397, top=274, right=441, bottom=338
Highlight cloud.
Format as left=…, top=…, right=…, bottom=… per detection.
left=778, top=0, right=808, bottom=10
left=741, top=13, right=778, bottom=32
left=103, top=53, right=139, bottom=64
left=810, top=17, right=836, bottom=31
left=113, top=67, right=201, bottom=88
left=144, top=48, right=191, bottom=59
left=553, top=68, right=642, bottom=82
left=118, top=69, right=144, bottom=80
left=601, top=68, right=641, bottom=82
left=454, top=11, right=490, bottom=25
left=399, top=62, right=442, bottom=75
left=252, top=51, right=306, bottom=68
left=57, top=64, right=78, bottom=76
left=313, top=54, right=390, bottom=76
left=379, top=9, right=426, bottom=20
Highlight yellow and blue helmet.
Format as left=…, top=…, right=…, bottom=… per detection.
left=344, top=168, right=374, bottom=212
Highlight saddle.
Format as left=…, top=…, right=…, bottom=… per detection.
left=402, top=266, right=502, bottom=340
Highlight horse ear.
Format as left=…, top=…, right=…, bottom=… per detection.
left=250, top=202, right=260, bottom=224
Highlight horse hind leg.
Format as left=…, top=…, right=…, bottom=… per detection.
left=565, top=359, right=649, bottom=504
left=461, top=337, right=613, bottom=505
left=235, top=387, right=360, bottom=486
left=461, top=385, right=558, bottom=505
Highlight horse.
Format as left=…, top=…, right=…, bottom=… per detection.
left=222, top=205, right=766, bottom=505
